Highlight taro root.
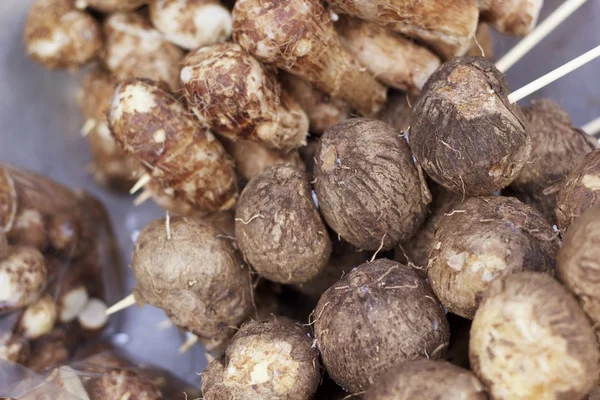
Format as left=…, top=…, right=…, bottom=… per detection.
left=108, top=78, right=238, bottom=213
left=314, top=259, right=450, bottom=393
left=325, top=0, right=479, bottom=60
left=410, top=57, right=530, bottom=196
left=77, top=298, right=109, bottom=334
left=555, top=149, right=600, bottom=231
left=201, top=319, right=320, bottom=400
left=102, top=13, right=184, bottom=90
left=470, top=272, right=600, bottom=400
left=180, top=43, right=309, bottom=151
left=314, top=119, right=431, bottom=250
left=427, top=196, right=559, bottom=319
left=17, top=294, right=57, bottom=340
left=81, top=67, right=142, bottom=192
left=24, top=0, right=102, bottom=70
left=510, top=99, right=596, bottom=222
left=467, top=23, right=495, bottom=60
left=481, top=0, right=543, bottom=36
left=235, top=166, right=331, bottom=284
left=232, top=0, right=387, bottom=116
left=149, top=0, right=232, bottom=50
left=75, top=0, right=147, bottom=12
left=557, top=206, right=600, bottom=329
left=364, top=359, right=487, bottom=400
left=335, top=16, right=441, bottom=93
left=26, top=336, right=70, bottom=373
left=0, top=246, right=47, bottom=312
left=132, top=217, right=253, bottom=338
left=280, top=73, right=350, bottom=135
left=374, top=90, right=414, bottom=133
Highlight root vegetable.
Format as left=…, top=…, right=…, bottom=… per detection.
left=467, top=23, right=495, bottom=60
left=0, top=246, right=47, bottom=312
left=469, top=272, right=600, bottom=400
left=325, top=0, right=479, bottom=60
left=235, top=166, right=331, bottom=284
left=26, top=337, right=70, bottom=373
left=24, top=0, right=102, bottom=70
left=0, top=332, right=30, bottom=364
left=314, top=259, right=450, bottom=393
left=364, top=359, right=486, bottom=400
left=102, top=13, right=185, bottom=90
left=232, top=0, right=387, bottom=116
left=149, top=0, right=232, bottom=50
left=201, top=320, right=320, bottom=400
left=374, top=90, right=414, bottom=133
left=18, top=294, right=57, bottom=340
left=481, top=0, right=543, bottom=36
left=555, top=149, right=600, bottom=230
left=510, top=99, right=596, bottom=222
left=109, top=78, right=238, bottom=213
left=557, top=206, right=600, bottom=328
left=77, top=298, right=108, bottom=333
left=7, top=209, right=48, bottom=251
left=335, top=16, right=441, bottom=93
left=132, top=217, right=252, bottom=338
left=144, top=180, right=200, bottom=216
left=75, top=0, right=147, bottom=12
left=428, top=196, right=559, bottom=319
left=85, top=369, right=163, bottom=400
left=180, top=43, right=309, bottom=151
left=58, top=284, right=89, bottom=323
left=410, top=57, right=530, bottom=196
left=314, top=119, right=431, bottom=250
left=280, top=73, right=350, bottom=135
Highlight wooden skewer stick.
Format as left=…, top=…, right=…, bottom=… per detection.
left=105, top=293, right=136, bottom=315
left=582, top=116, right=600, bottom=137
left=508, top=44, right=600, bottom=103
left=178, top=333, right=199, bottom=354
left=129, top=173, right=151, bottom=195
left=81, top=119, right=96, bottom=137
left=133, top=190, right=152, bottom=206
left=496, top=0, right=589, bottom=73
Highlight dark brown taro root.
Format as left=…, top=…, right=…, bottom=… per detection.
left=410, top=57, right=530, bottom=197
left=314, top=259, right=450, bottom=393
left=132, top=217, right=253, bottom=338
left=314, top=119, right=431, bottom=250
left=470, top=272, right=600, bottom=400
left=363, top=359, right=487, bottom=400
left=557, top=206, right=600, bottom=328
left=201, top=319, right=320, bottom=400
left=555, top=149, right=600, bottom=231
left=235, top=166, right=332, bottom=284
left=510, top=99, right=596, bottom=222
left=428, top=196, right=559, bottom=319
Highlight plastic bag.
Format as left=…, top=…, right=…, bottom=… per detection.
left=0, top=163, right=123, bottom=373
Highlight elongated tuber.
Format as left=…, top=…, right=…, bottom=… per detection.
left=481, top=0, right=543, bottom=36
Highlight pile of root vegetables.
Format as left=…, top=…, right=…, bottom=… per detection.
left=10, top=0, right=600, bottom=398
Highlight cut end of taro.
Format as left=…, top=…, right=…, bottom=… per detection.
left=59, top=285, right=89, bottom=323
left=78, top=298, right=108, bottom=331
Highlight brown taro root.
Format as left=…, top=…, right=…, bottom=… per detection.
left=235, top=166, right=331, bottom=284
left=201, top=320, right=320, bottom=400
left=24, top=0, right=102, bottom=70
left=222, top=139, right=305, bottom=181
left=481, top=0, right=543, bottom=37
left=0, top=246, right=47, bottom=313
left=75, top=0, right=147, bottom=12
left=428, top=196, right=559, bottom=319
left=149, top=0, right=233, bottom=50
left=280, top=73, right=350, bottom=135
left=232, top=0, right=387, bottom=116
left=180, top=43, right=309, bottom=152
left=410, top=57, right=530, bottom=196
left=17, top=294, right=57, bottom=340
left=374, top=90, right=414, bottom=133
left=81, top=67, right=142, bottom=192
left=108, top=78, right=238, bottom=213
left=314, top=119, right=431, bottom=250
left=555, top=149, right=600, bottom=230
left=467, top=23, right=495, bottom=60
left=26, top=336, right=70, bottom=373
left=102, top=13, right=184, bottom=90
left=364, top=359, right=486, bottom=400
left=335, top=16, right=441, bottom=93
left=470, top=272, right=600, bottom=400
left=325, top=0, right=479, bottom=60
left=314, top=259, right=450, bottom=393
left=132, top=217, right=252, bottom=338
left=511, top=100, right=596, bottom=222
left=557, top=206, right=600, bottom=329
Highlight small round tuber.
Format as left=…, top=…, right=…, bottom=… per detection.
left=469, top=272, right=600, bottom=400
left=201, top=319, right=320, bottom=400
left=481, top=0, right=543, bottom=36
left=314, top=259, right=450, bottom=393
left=314, top=118, right=431, bottom=250
left=0, top=246, right=47, bottom=312
left=232, top=0, right=387, bottom=116
left=427, top=196, right=559, bottom=319
left=18, top=293, right=57, bottom=340
left=235, top=165, right=331, bottom=284
left=77, top=298, right=109, bottom=333
left=149, top=0, right=232, bottom=50
left=180, top=43, right=309, bottom=151
left=410, top=57, right=531, bottom=196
